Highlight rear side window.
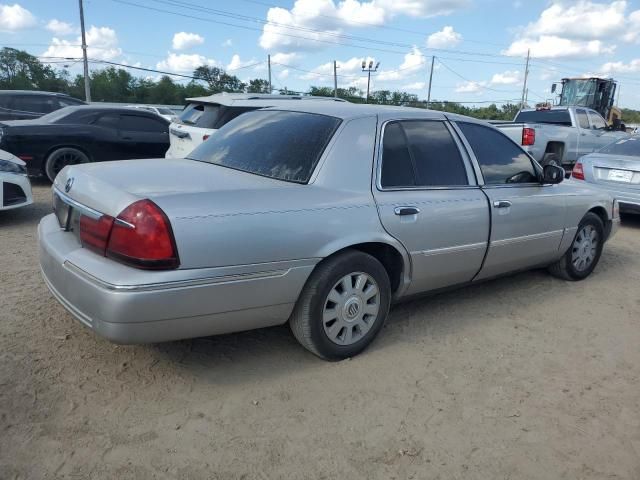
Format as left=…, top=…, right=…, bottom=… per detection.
left=514, top=110, right=571, bottom=126
left=14, top=95, right=58, bottom=114
left=380, top=121, right=468, bottom=188
left=120, top=115, right=167, bottom=132
left=187, top=110, right=340, bottom=183
left=576, top=109, right=590, bottom=129
left=458, top=122, right=538, bottom=185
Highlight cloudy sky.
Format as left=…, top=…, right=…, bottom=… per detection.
left=1, top=0, right=640, bottom=108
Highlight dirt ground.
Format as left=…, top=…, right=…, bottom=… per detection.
left=1, top=181, right=639, bottom=480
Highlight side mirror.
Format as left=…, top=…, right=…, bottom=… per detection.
left=542, top=164, right=564, bottom=184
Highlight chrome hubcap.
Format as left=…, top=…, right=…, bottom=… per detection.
left=323, top=272, right=380, bottom=346
left=571, top=225, right=598, bottom=272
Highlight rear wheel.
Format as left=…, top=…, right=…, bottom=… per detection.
left=45, top=147, right=90, bottom=182
left=548, top=212, right=604, bottom=281
left=290, top=250, right=391, bottom=360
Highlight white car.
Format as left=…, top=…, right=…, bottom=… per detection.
left=0, top=149, right=32, bottom=210
left=126, top=105, right=178, bottom=123
left=165, top=93, right=346, bottom=159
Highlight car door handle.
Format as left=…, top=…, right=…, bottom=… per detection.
left=394, top=206, right=420, bottom=216
left=493, top=200, right=512, bottom=209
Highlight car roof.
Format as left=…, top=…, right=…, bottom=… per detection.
left=49, top=105, right=169, bottom=118
left=256, top=101, right=492, bottom=125
left=0, top=90, right=76, bottom=97
left=185, top=92, right=347, bottom=107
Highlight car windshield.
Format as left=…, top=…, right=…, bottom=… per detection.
left=514, top=109, right=572, bottom=126
left=187, top=110, right=341, bottom=184
left=598, top=137, right=640, bottom=157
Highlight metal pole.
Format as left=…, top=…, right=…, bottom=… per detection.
left=366, top=69, right=371, bottom=103
left=426, top=55, right=435, bottom=108
left=520, top=49, right=530, bottom=110
left=78, top=0, right=91, bottom=102
left=267, top=54, right=272, bottom=94
left=333, top=60, right=338, bottom=98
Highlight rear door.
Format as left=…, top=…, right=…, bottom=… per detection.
left=373, top=119, right=490, bottom=295
left=117, top=114, right=169, bottom=158
left=454, top=121, right=567, bottom=280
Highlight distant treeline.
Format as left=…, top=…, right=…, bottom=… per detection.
left=2, top=47, right=638, bottom=123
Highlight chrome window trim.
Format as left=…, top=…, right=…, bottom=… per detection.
left=374, top=118, right=479, bottom=192
left=53, top=187, right=103, bottom=220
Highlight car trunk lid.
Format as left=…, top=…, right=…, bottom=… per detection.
left=586, top=153, right=640, bottom=186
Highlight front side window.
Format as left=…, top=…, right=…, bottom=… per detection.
left=380, top=121, right=468, bottom=188
left=187, top=110, right=341, bottom=184
left=576, top=109, right=590, bottom=129
left=587, top=111, right=607, bottom=130
left=94, top=113, right=121, bottom=129
left=458, top=122, right=538, bottom=185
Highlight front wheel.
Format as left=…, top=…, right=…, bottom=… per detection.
left=289, top=250, right=391, bottom=360
left=44, top=147, right=90, bottom=182
left=548, top=212, right=604, bottom=281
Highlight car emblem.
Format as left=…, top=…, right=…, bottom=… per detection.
left=65, top=177, right=74, bottom=193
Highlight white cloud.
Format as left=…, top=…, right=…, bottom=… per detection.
left=455, top=81, right=486, bottom=93
left=259, top=0, right=468, bottom=51
left=222, top=38, right=233, bottom=47
left=523, top=1, right=627, bottom=40
left=490, top=70, right=520, bottom=85
left=624, top=10, right=640, bottom=43
left=0, top=3, right=36, bottom=31
left=597, top=58, right=640, bottom=74
left=377, top=46, right=424, bottom=80
left=42, top=26, right=122, bottom=61
left=157, top=52, right=217, bottom=74
left=426, top=26, right=462, bottom=49
left=278, top=69, right=290, bottom=79
left=503, top=35, right=615, bottom=59
left=46, top=19, right=75, bottom=36
left=402, top=81, right=426, bottom=90
left=172, top=32, right=204, bottom=51
left=226, top=54, right=257, bottom=71
left=271, top=52, right=300, bottom=65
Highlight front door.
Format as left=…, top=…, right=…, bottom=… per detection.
left=372, top=119, right=490, bottom=295
left=453, top=121, right=567, bottom=280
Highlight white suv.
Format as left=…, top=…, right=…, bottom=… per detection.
left=165, top=93, right=346, bottom=159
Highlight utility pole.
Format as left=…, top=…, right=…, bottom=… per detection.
left=361, top=59, right=379, bottom=103
left=426, top=55, right=435, bottom=109
left=520, top=48, right=530, bottom=110
left=267, top=54, right=272, bottom=94
left=333, top=60, right=338, bottom=98
left=78, top=0, right=91, bottom=102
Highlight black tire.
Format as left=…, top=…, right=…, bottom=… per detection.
left=45, top=147, right=90, bottom=182
left=548, top=212, right=605, bottom=281
left=541, top=153, right=561, bottom=167
left=289, top=250, right=391, bottom=361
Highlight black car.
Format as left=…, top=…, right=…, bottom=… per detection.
left=0, top=90, right=86, bottom=121
left=0, top=106, right=170, bottom=180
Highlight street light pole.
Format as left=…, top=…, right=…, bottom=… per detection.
left=361, top=59, right=379, bottom=103
left=78, top=0, right=91, bottom=102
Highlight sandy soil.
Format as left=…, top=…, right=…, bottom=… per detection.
left=1, top=182, right=639, bottom=480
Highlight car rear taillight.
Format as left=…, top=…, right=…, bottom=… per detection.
left=79, top=214, right=114, bottom=254
left=572, top=162, right=585, bottom=180
left=202, top=134, right=210, bottom=141
left=522, top=127, right=535, bottom=146
left=106, top=199, right=179, bottom=269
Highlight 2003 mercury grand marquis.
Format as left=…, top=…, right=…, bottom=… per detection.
left=39, top=103, right=620, bottom=360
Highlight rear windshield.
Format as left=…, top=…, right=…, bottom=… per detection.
left=179, top=103, right=221, bottom=127
left=598, top=137, right=640, bottom=157
left=187, top=110, right=341, bottom=183
left=514, top=110, right=572, bottom=126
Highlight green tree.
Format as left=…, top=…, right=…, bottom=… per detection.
left=0, top=47, right=67, bottom=92
left=247, top=78, right=270, bottom=93
left=193, top=65, right=245, bottom=93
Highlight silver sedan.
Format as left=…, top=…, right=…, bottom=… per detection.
left=39, top=103, right=619, bottom=360
left=572, top=136, right=640, bottom=214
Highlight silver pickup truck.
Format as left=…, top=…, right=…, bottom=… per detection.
left=494, top=106, right=628, bottom=168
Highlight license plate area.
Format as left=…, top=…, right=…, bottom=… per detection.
left=607, top=169, right=633, bottom=183
left=53, top=193, right=72, bottom=230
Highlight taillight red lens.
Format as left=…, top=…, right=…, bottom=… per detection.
left=106, top=199, right=179, bottom=269
left=79, top=214, right=114, bottom=254
left=572, top=162, right=585, bottom=180
left=202, top=134, right=210, bottom=141
left=522, top=127, right=535, bottom=146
